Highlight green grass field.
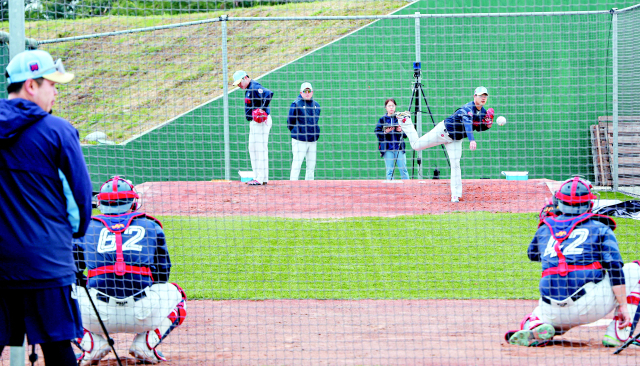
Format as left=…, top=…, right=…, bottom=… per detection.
left=158, top=207, right=640, bottom=301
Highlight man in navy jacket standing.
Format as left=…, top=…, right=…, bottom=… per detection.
left=0, top=50, right=92, bottom=365
left=288, top=82, right=321, bottom=181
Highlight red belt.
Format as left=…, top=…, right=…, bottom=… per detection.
left=88, top=265, right=154, bottom=281
left=542, top=262, right=602, bottom=278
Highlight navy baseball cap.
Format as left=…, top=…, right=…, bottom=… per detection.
left=6, top=50, right=74, bottom=85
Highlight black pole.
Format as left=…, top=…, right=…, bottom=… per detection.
left=76, top=272, right=123, bottom=366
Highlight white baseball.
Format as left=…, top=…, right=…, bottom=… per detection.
left=496, top=116, right=506, bottom=126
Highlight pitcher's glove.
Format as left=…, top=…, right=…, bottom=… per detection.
left=473, top=108, right=494, bottom=131
left=252, top=109, right=268, bottom=123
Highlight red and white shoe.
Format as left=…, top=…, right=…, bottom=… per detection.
left=129, top=330, right=167, bottom=364
left=77, top=330, right=111, bottom=366
left=246, top=179, right=262, bottom=186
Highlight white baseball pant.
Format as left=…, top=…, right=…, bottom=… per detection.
left=290, top=138, right=317, bottom=181
left=526, top=262, right=640, bottom=334
left=403, top=120, right=463, bottom=198
left=76, top=283, right=183, bottom=334
left=249, top=115, right=272, bottom=184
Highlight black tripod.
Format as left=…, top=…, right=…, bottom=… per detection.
left=405, top=62, right=450, bottom=179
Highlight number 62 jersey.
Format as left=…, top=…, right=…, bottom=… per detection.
left=527, top=212, right=624, bottom=301
left=73, top=212, right=171, bottom=299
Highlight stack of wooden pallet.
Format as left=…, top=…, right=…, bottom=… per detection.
left=590, top=116, right=640, bottom=187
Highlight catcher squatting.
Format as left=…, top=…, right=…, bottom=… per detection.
left=73, top=176, right=187, bottom=364
left=505, top=177, right=640, bottom=349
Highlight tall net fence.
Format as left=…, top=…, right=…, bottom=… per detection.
left=2, top=1, right=640, bottom=365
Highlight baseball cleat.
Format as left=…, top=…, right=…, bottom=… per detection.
left=246, top=179, right=262, bottom=186
left=603, top=335, right=640, bottom=348
left=129, top=331, right=167, bottom=364
left=451, top=196, right=459, bottom=203
left=262, top=182, right=268, bottom=185
left=77, top=331, right=111, bottom=366
left=508, top=324, right=555, bottom=347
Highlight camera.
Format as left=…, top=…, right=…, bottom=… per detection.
left=413, top=62, right=422, bottom=78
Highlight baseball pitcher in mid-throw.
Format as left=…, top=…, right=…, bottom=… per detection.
left=397, top=86, right=495, bottom=202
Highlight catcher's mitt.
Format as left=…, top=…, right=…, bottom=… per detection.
left=538, top=196, right=561, bottom=225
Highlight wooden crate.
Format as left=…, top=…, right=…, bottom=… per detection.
left=592, top=116, right=640, bottom=187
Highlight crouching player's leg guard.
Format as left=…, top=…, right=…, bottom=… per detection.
left=76, top=328, right=112, bottom=365
left=129, top=283, right=187, bottom=364
left=505, top=313, right=555, bottom=347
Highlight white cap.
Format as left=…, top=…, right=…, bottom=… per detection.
left=300, top=82, right=313, bottom=92
left=232, top=70, right=248, bottom=86
left=474, top=86, right=488, bottom=96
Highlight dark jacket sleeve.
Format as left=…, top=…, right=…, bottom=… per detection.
left=458, top=108, right=476, bottom=142
left=374, top=117, right=386, bottom=142
left=527, top=227, right=545, bottom=262
left=57, top=121, right=93, bottom=238
left=153, top=224, right=172, bottom=283
left=287, top=101, right=298, bottom=132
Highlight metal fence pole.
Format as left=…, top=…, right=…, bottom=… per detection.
left=414, top=12, right=422, bottom=178
left=221, top=15, right=231, bottom=181
left=8, top=0, right=25, bottom=59
left=611, top=8, right=619, bottom=191
left=9, top=0, right=26, bottom=362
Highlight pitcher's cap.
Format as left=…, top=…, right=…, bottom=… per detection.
left=474, top=86, right=488, bottom=96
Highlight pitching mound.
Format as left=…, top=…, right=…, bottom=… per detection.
left=138, top=179, right=556, bottom=218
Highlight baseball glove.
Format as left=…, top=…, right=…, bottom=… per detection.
left=473, top=107, right=494, bottom=131
left=252, top=108, right=267, bottom=123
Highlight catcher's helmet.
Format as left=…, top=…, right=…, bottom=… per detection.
left=554, top=176, right=597, bottom=215
left=96, top=176, right=140, bottom=215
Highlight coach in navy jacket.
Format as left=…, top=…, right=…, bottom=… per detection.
left=0, top=50, right=92, bottom=364
left=287, top=82, right=321, bottom=180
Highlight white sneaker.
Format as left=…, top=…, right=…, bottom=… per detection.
left=129, top=331, right=167, bottom=364
left=451, top=196, right=459, bottom=203
left=395, top=111, right=413, bottom=131
left=77, top=331, right=111, bottom=366
left=602, top=318, right=638, bottom=347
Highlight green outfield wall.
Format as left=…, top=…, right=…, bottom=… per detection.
left=82, top=0, right=630, bottom=188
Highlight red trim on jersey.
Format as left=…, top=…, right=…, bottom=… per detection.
left=627, top=294, right=640, bottom=306
left=541, top=262, right=602, bottom=278
left=87, top=265, right=154, bottom=280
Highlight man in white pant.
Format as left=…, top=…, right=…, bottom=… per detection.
left=288, top=82, right=321, bottom=180
left=397, top=87, right=494, bottom=202
left=233, top=70, right=274, bottom=186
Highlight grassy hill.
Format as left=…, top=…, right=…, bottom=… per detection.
left=2, top=1, right=407, bottom=142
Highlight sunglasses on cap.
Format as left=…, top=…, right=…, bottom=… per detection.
left=302, top=88, right=312, bottom=93
left=32, top=58, right=66, bottom=78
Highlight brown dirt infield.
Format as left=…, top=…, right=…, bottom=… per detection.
left=4, top=300, right=636, bottom=365
left=138, top=179, right=559, bottom=218
left=5, top=179, right=635, bottom=365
